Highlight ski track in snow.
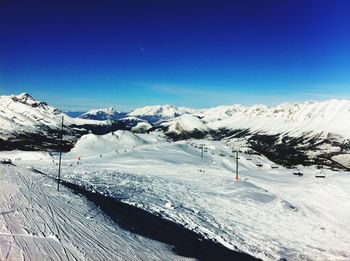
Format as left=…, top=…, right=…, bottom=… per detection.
left=0, top=165, right=185, bottom=261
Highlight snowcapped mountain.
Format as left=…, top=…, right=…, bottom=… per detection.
left=160, top=114, right=209, bottom=139
left=0, top=93, right=74, bottom=148
left=165, top=114, right=209, bottom=133
left=196, top=104, right=246, bottom=123
left=3, top=93, right=350, bottom=144
left=205, top=100, right=350, bottom=139
left=79, top=108, right=127, bottom=121
left=0, top=94, right=129, bottom=150
left=0, top=93, right=60, bottom=130
left=125, top=99, right=350, bottom=141
left=125, top=100, right=350, bottom=167
left=196, top=100, right=350, bottom=167
left=128, top=105, right=192, bottom=123
left=78, top=104, right=197, bottom=124
left=2, top=93, right=350, bottom=168
left=79, top=104, right=195, bottom=124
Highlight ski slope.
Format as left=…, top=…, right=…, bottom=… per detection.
left=0, top=164, right=187, bottom=260
left=10, top=131, right=349, bottom=260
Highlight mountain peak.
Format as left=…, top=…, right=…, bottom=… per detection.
left=12, top=93, right=34, bottom=102
left=10, top=93, right=50, bottom=109
left=18, top=92, right=33, bottom=99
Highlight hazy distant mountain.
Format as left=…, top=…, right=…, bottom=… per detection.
left=65, top=111, right=85, bottom=118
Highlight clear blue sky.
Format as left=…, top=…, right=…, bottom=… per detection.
left=1, top=0, right=350, bottom=111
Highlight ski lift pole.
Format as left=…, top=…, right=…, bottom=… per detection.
left=57, top=116, right=64, bottom=191
left=235, top=150, right=239, bottom=180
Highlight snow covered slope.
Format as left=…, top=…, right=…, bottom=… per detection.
left=193, top=100, right=350, bottom=167
left=79, top=107, right=127, bottom=121
left=0, top=93, right=76, bottom=150
left=332, top=154, right=350, bottom=169
left=128, top=105, right=191, bottom=123
left=196, top=104, right=246, bottom=123
left=4, top=93, right=350, bottom=141
left=0, top=164, right=185, bottom=260
left=68, top=130, right=163, bottom=157
left=131, top=121, right=153, bottom=133
left=205, top=100, right=350, bottom=139
left=161, top=114, right=209, bottom=138
left=2, top=93, right=350, bottom=167
left=0, top=93, right=62, bottom=136
left=27, top=132, right=350, bottom=260
left=0, top=93, right=127, bottom=151
left=90, top=99, right=350, bottom=142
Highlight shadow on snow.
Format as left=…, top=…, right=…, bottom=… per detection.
left=61, top=180, right=259, bottom=261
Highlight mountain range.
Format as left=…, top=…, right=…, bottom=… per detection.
left=1, top=93, right=349, bottom=168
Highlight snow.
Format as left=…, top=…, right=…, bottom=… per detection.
left=332, top=154, right=350, bottom=168
left=82, top=107, right=116, bottom=115
left=131, top=121, right=153, bottom=132
left=2, top=93, right=350, bottom=259
left=196, top=105, right=246, bottom=123
left=128, top=105, right=188, bottom=121
left=2, top=93, right=350, bottom=145
left=206, top=99, right=350, bottom=138
left=10, top=131, right=349, bottom=260
left=162, top=114, right=209, bottom=134
left=67, top=130, right=163, bottom=158
left=0, top=150, right=51, bottom=161
left=126, top=98, right=350, bottom=141
left=0, top=93, right=111, bottom=140
left=0, top=164, right=182, bottom=260
left=79, top=107, right=126, bottom=120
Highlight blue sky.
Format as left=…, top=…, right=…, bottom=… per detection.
left=1, top=0, right=350, bottom=111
